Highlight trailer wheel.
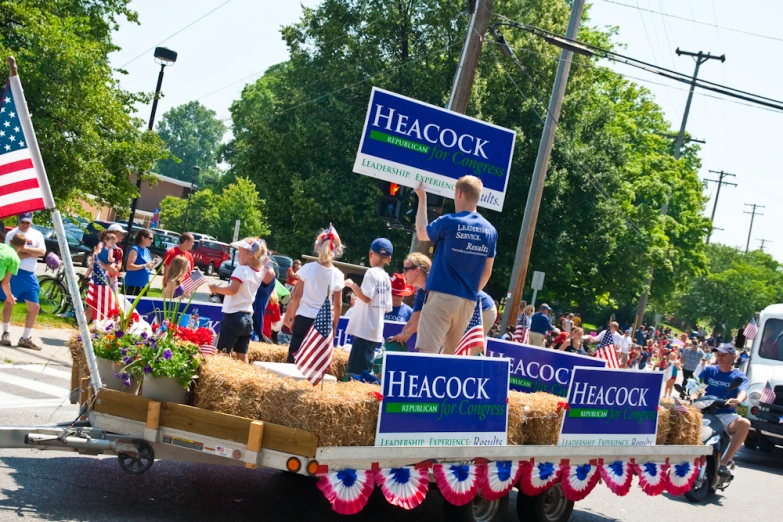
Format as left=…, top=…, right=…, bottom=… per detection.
left=516, top=484, right=574, bottom=522
left=118, top=440, right=154, bottom=475
left=442, top=495, right=509, bottom=522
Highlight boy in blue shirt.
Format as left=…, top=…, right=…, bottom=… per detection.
left=384, top=273, right=414, bottom=323
left=413, top=176, right=497, bottom=354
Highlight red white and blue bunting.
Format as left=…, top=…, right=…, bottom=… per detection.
left=478, top=460, right=524, bottom=501
left=634, top=461, right=669, bottom=496
left=664, top=459, right=701, bottom=496
left=374, top=466, right=430, bottom=510
left=433, top=463, right=481, bottom=506
left=519, top=459, right=561, bottom=496
left=317, top=468, right=375, bottom=515
left=560, top=460, right=600, bottom=501
left=599, top=459, right=635, bottom=496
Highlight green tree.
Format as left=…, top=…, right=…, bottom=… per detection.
left=213, top=177, right=269, bottom=242
left=155, top=101, right=226, bottom=185
left=158, top=189, right=219, bottom=234
left=0, top=0, right=168, bottom=212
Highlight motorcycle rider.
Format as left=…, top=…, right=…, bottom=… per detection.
left=698, top=343, right=750, bottom=477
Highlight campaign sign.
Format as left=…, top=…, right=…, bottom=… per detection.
left=559, top=367, right=664, bottom=447
left=484, top=339, right=605, bottom=396
left=129, top=297, right=224, bottom=334
left=375, top=352, right=510, bottom=447
left=334, top=317, right=418, bottom=351
left=354, top=87, right=516, bottom=211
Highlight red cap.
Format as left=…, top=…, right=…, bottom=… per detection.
left=390, top=273, right=414, bottom=296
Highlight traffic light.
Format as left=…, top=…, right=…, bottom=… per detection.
left=377, top=181, right=404, bottom=221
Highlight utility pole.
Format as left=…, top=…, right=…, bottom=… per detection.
left=500, top=0, right=586, bottom=331
left=744, top=204, right=764, bottom=253
left=633, top=48, right=725, bottom=330
left=409, top=0, right=493, bottom=255
left=704, top=170, right=737, bottom=244
left=757, top=238, right=771, bottom=252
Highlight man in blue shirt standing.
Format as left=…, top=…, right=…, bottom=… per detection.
left=528, top=304, right=554, bottom=347
left=413, top=176, right=497, bottom=354
left=700, top=343, right=750, bottom=476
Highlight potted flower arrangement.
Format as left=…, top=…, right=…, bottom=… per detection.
left=91, top=326, right=143, bottom=393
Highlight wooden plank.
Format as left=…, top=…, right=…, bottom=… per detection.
left=262, top=423, right=318, bottom=458
left=79, top=377, right=89, bottom=407
left=69, top=365, right=79, bottom=405
left=246, top=421, right=264, bottom=469
left=93, top=389, right=150, bottom=422
left=146, top=402, right=161, bottom=430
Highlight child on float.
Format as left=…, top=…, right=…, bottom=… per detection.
left=283, top=226, right=345, bottom=363
left=208, top=238, right=268, bottom=363
left=163, top=255, right=190, bottom=299
left=344, top=238, right=393, bottom=378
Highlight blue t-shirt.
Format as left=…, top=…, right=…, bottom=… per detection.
left=124, top=245, right=152, bottom=288
left=385, top=303, right=413, bottom=323
left=413, top=288, right=426, bottom=312
left=700, top=365, right=749, bottom=414
left=98, top=247, right=112, bottom=265
left=425, top=211, right=497, bottom=301
left=529, top=312, right=554, bottom=335
left=478, top=290, right=494, bottom=311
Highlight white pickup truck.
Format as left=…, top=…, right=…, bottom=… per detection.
left=742, top=303, right=783, bottom=452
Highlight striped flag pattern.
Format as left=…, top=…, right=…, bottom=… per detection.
left=513, top=314, right=530, bottom=344
left=199, top=344, right=217, bottom=356
left=455, top=300, right=484, bottom=356
left=760, top=380, right=776, bottom=405
left=294, top=294, right=334, bottom=385
left=0, top=79, right=53, bottom=218
left=743, top=318, right=759, bottom=341
left=182, top=270, right=207, bottom=294
left=85, top=257, right=117, bottom=320
left=595, top=330, right=620, bottom=369
left=673, top=398, right=690, bottom=415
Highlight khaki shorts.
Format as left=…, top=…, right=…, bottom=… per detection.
left=620, top=352, right=629, bottom=366
left=416, top=291, right=476, bottom=355
left=481, top=306, right=498, bottom=336
left=528, top=332, right=545, bottom=347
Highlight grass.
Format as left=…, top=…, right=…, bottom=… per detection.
left=581, top=322, right=598, bottom=332
left=10, top=303, right=76, bottom=330
left=661, top=322, right=684, bottom=336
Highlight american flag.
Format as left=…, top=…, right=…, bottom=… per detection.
left=513, top=314, right=530, bottom=344
left=199, top=344, right=217, bottom=356
left=454, top=300, right=484, bottom=356
left=595, top=329, right=620, bottom=369
left=673, top=398, right=690, bottom=415
left=743, top=318, right=759, bottom=341
left=182, top=270, right=207, bottom=294
left=85, top=256, right=117, bottom=320
left=760, top=380, right=777, bottom=405
left=294, top=294, right=334, bottom=385
left=0, top=78, right=53, bottom=218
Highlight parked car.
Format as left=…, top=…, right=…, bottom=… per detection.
left=192, top=240, right=231, bottom=276
left=80, top=220, right=114, bottom=249
left=270, top=255, right=293, bottom=283
left=149, top=230, right=179, bottom=259
left=33, top=225, right=91, bottom=267
left=191, top=233, right=216, bottom=241
left=219, top=253, right=282, bottom=282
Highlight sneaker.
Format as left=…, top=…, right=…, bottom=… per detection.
left=18, top=337, right=42, bottom=351
left=718, top=465, right=732, bottom=478
left=0, top=332, right=10, bottom=346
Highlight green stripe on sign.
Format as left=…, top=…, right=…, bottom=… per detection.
left=568, top=408, right=609, bottom=419
left=369, top=130, right=430, bottom=154
left=385, top=402, right=439, bottom=414
left=510, top=377, right=533, bottom=388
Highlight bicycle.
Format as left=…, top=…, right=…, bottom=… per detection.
left=38, top=264, right=89, bottom=316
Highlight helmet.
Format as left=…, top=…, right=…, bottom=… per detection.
left=45, top=252, right=61, bottom=270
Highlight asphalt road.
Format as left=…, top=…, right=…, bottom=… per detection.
left=0, top=344, right=781, bottom=521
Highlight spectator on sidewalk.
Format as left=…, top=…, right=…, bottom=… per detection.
left=573, top=313, right=582, bottom=328
left=1, top=213, right=46, bottom=350
left=594, top=322, right=623, bottom=354
left=163, top=232, right=195, bottom=280
left=620, top=329, right=632, bottom=367
left=124, top=229, right=156, bottom=295
left=529, top=304, right=555, bottom=347
left=564, top=313, right=574, bottom=334
left=413, top=177, right=497, bottom=354
left=635, top=324, right=647, bottom=347
left=680, top=339, right=705, bottom=384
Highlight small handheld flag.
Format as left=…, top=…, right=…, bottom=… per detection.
left=595, top=329, right=620, bottom=369
left=454, top=300, right=483, bottom=356
left=760, top=380, right=776, bottom=405
left=85, top=256, right=118, bottom=320
left=182, top=270, right=207, bottom=294
left=294, top=292, right=334, bottom=385
left=513, top=314, right=530, bottom=344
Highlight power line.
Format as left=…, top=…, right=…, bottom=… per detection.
left=598, top=0, right=783, bottom=44
left=118, top=0, right=236, bottom=69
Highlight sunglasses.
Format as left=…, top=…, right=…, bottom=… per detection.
left=402, top=265, right=418, bottom=272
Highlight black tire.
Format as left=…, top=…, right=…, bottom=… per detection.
left=684, top=474, right=714, bottom=503
left=443, top=495, right=508, bottom=522
left=38, top=277, right=67, bottom=314
left=206, top=263, right=215, bottom=276
left=516, top=484, right=574, bottom=522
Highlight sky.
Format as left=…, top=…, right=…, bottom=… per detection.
left=109, top=0, right=782, bottom=262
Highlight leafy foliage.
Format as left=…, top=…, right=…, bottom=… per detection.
left=0, top=0, right=168, bottom=212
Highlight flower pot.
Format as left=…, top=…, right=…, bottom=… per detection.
left=142, top=374, right=188, bottom=404
left=96, top=357, right=140, bottom=394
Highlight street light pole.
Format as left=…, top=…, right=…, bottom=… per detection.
left=123, top=47, right=177, bottom=263
left=499, top=0, right=586, bottom=331
left=182, top=166, right=200, bottom=231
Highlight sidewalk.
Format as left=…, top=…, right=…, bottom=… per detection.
left=0, top=324, right=76, bottom=368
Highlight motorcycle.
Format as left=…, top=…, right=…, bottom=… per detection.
left=674, top=377, right=744, bottom=502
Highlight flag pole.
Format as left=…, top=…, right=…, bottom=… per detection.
left=6, top=57, right=102, bottom=394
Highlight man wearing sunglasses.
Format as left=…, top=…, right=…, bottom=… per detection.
left=412, top=175, right=497, bottom=355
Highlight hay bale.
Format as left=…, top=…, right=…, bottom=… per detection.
left=248, top=342, right=349, bottom=381
left=66, top=334, right=89, bottom=377
left=508, top=391, right=564, bottom=445
left=660, top=398, right=703, bottom=445
left=656, top=405, right=671, bottom=444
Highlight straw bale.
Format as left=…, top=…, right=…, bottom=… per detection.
left=660, top=398, right=703, bottom=445
left=507, top=391, right=564, bottom=445
left=66, top=334, right=89, bottom=377
left=248, top=342, right=349, bottom=381
left=656, top=405, right=671, bottom=444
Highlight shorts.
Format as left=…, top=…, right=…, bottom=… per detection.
left=415, top=291, right=475, bottom=355
left=217, top=312, right=253, bottom=354
left=0, top=269, right=39, bottom=304
left=717, top=413, right=740, bottom=429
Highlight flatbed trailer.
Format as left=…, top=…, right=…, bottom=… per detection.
left=0, top=389, right=710, bottom=522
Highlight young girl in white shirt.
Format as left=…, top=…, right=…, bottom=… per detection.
left=283, top=226, right=345, bottom=363
left=208, top=238, right=268, bottom=363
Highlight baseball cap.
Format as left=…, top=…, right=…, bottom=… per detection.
left=370, top=238, right=393, bottom=256
left=540, top=303, right=551, bottom=310
left=18, top=212, right=33, bottom=223
left=108, top=223, right=127, bottom=233
left=390, top=273, right=414, bottom=297
left=715, top=343, right=736, bottom=355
